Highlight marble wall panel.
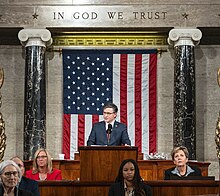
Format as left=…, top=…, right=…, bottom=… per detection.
left=7, top=0, right=72, bottom=5
left=196, top=106, right=205, bottom=160
left=46, top=51, right=62, bottom=130
left=157, top=52, right=174, bottom=105
left=208, top=161, right=219, bottom=179
left=47, top=84, right=62, bottom=104
left=157, top=102, right=173, bottom=155
left=157, top=50, right=174, bottom=156
left=0, top=44, right=220, bottom=179
left=0, top=0, right=220, bottom=179
left=195, top=46, right=220, bottom=165
left=47, top=130, right=63, bottom=159
left=47, top=75, right=62, bottom=104
left=46, top=106, right=62, bottom=128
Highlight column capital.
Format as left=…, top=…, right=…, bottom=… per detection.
left=18, top=28, right=52, bottom=47
left=168, top=28, right=202, bottom=47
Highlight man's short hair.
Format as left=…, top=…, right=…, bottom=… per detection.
left=103, top=103, right=118, bottom=113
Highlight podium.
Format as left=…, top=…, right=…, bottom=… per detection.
left=79, top=146, right=138, bottom=182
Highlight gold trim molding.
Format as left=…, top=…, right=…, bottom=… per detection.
left=52, top=32, right=168, bottom=46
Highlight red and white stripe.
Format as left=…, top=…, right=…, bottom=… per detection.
left=63, top=52, right=157, bottom=160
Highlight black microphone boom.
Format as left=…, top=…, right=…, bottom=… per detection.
left=106, top=124, right=112, bottom=145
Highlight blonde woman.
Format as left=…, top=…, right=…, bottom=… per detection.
left=164, top=146, right=202, bottom=180
left=26, top=148, right=62, bottom=180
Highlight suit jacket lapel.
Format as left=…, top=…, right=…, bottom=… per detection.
left=113, top=121, right=119, bottom=130
left=109, top=121, right=119, bottom=144
left=101, top=121, right=108, bottom=143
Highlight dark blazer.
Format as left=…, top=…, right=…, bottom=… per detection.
left=19, top=176, right=40, bottom=196
left=0, top=183, right=33, bottom=196
left=87, top=121, right=131, bottom=146
left=164, top=165, right=202, bottom=180
left=108, top=182, right=152, bottom=196
left=26, top=169, right=62, bottom=180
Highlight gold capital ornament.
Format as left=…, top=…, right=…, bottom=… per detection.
left=0, top=68, right=6, bottom=161
left=215, top=115, right=220, bottom=159
left=216, top=68, right=220, bottom=159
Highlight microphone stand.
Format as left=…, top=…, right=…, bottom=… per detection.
left=107, top=130, right=111, bottom=146
left=106, top=125, right=112, bottom=146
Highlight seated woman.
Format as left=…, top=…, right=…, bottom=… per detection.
left=164, top=146, right=202, bottom=180
left=0, top=160, right=33, bottom=195
left=26, top=148, right=62, bottom=180
left=108, top=159, right=152, bottom=196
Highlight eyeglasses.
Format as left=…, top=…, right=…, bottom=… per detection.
left=37, top=155, right=47, bottom=159
left=3, top=171, right=18, bottom=178
left=103, top=112, right=115, bottom=115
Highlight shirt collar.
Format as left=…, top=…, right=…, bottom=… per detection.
left=105, top=120, right=115, bottom=130
left=171, top=165, right=195, bottom=177
left=124, top=181, right=134, bottom=196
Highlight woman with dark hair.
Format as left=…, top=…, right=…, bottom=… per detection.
left=108, top=159, right=152, bottom=196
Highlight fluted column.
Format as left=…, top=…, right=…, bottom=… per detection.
left=18, top=29, right=52, bottom=160
left=168, top=28, right=202, bottom=160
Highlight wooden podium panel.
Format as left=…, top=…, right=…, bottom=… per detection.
left=79, top=146, right=138, bottom=182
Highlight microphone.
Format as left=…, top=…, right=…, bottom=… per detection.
left=106, top=124, right=112, bottom=145
left=106, top=124, right=112, bottom=134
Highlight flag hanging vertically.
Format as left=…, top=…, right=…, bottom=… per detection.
left=62, top=49, right=157, bottom=159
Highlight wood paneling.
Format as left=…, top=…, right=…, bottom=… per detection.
left=24, top=159, right=210, bottom=181
left=138, top=160, right=210, bottom=181
left=38, top=180, right=220, bottom=196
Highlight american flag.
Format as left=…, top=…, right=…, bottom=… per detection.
left=62, top=49, right=157, bottom=159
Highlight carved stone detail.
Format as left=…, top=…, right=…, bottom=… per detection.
left=168, top=28, right=202, bottom=47
left=18, top=28, right=52, bottom=47
left=215, top=115, right=220, bottom=159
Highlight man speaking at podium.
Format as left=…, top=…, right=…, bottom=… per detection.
left=87, top=103, right=131, bottom=146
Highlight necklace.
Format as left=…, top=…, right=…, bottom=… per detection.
left=39, top=173, right=47, bottom=180
left=126, top=189, right=134, bottom=196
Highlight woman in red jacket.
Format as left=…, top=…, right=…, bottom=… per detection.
left=26, top=148, right=62, bottom=181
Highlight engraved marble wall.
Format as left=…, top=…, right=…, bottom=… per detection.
left=0, top=2, right=220, bottom=28
left=0, top=0, right=220, bottom=180
left=46, top=51, right=63, bottom=159
left=0, top=44, right=219, bottom=179
left=195, top=46, right=220, bottom=179
left=157, top=47, right=174, bottom=158
left=0, top=46, right=25, bottom=158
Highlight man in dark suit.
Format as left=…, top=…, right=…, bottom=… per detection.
left=11, top=156, right=40, bottom=196
left=87, top=103, right=131, bottom=146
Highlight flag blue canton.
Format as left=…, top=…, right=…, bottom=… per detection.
left=63, top=51, right=113, bottom=115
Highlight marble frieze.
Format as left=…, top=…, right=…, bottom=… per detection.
left=0, top=4, right=219, bottom=28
